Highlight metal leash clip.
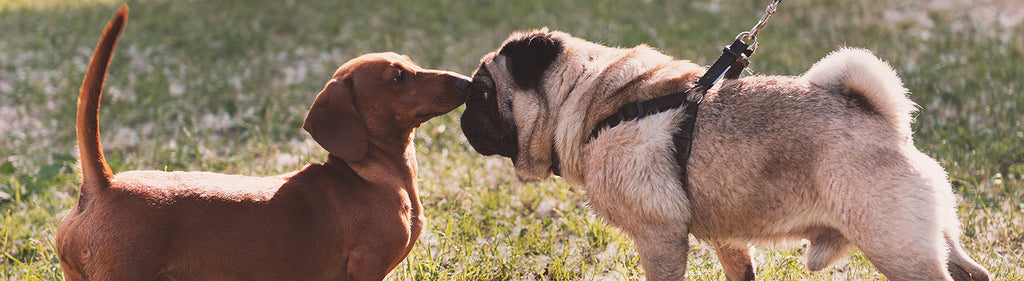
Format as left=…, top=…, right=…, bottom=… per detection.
left=736, top=0, right=782, bottom=53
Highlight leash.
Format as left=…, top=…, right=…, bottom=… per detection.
left=585, top=0, right=782, bottom=181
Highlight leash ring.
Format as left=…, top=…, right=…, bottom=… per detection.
left=735, top=31, right=758, bottom=52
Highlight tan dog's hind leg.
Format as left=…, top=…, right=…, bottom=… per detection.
left=832, top=149, right=959, bottom=280
left=805, top=228, right=849, bottom=271
left=844, top=202, right=951, bottom=280
left=945, top=231, right=990, bottom=281
left=712, top=241, right=754, bottom=281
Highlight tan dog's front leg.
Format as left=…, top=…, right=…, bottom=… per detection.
left=632, top=232, right=690, bottom=281
left=712, top=241, right=755, bottom=281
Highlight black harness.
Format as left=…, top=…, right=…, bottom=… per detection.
left=585, top=39, right=754, bottom=183
left=550, top=0, right=781, bottom=182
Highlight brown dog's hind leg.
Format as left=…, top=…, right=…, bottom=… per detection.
left=711, top=241, right=754, bottom=281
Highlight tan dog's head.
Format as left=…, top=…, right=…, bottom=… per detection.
left=461, top=29, right=702, bottom=183
left=304, top=52, right=471, bottom=162
left=460, top=30, right=567, bottom=179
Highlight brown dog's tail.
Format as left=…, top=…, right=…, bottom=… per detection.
left=77, top=4, right=127, bottom=196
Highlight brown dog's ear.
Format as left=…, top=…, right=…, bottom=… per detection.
left=303, top=78, right=368, bottom=162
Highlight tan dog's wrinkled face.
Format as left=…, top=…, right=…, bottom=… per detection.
left=461, top=31, right=565, bottom=179
left=305, top=52, right=471, bottom=162
left=460, top=29, right=696, bottom=182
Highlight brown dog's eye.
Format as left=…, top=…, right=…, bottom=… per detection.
left=392, top=69, right=406, bottom=83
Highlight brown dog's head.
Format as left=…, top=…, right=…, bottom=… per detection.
left=304, top=52, right=471, bottom=162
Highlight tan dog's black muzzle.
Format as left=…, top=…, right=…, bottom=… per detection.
left=459, top=70, right=519, bottom=160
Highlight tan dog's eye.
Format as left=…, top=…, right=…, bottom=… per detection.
left=392, top=69, right=406, bottom=83
left=472, top=77, right=494, bottom=100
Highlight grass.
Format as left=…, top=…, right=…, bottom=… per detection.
left=1, top=0, right=1021, bottom=279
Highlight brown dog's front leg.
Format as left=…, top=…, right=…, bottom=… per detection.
left=712, top=241, right=755, bottom=281
left=345, top=253, right=392, bottom=281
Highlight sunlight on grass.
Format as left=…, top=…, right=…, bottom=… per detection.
left=0, top=0, right=119, bottom=11
left=1, top=0, right=1021, bottom=280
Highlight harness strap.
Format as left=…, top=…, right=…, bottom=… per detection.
left=725, top=52, right=750, bottom=80
left=673, top=101, right=700, bottom=183
left=588, top=88, right=693, bottom=140
left=581, top=39, right=753, bottom=189
left=673, top=39, right=751, bottom=184
left=692, top=38, right=754, bottom=94
left=555, top=0, right=781, bottom=183
left=588, top=38, right=753, bottom=141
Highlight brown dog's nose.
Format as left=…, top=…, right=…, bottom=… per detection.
left=455, top=76, right=472, bottom=93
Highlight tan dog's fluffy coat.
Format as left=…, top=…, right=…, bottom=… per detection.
left=56, top=6, right=470, bottom=280
left=460, top=29, right=989, bottom=281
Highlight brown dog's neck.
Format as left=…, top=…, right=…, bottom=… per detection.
left=327, top=130, right=418, bottom=189
left=324, top=154, right=358, bottom=176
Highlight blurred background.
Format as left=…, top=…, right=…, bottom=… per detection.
left=1, top=0, right=1021, bottom=279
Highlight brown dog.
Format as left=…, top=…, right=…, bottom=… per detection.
left=56, top=6, right=470, bottom=280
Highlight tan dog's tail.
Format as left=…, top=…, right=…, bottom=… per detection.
left=77, top=4, right=127, bottom=196
left=802, top=48, right=918, bottom=139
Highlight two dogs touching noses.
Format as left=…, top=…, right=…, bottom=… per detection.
left=57, top=4, right=989, bottom=281
left=57, top=5, right=470, bottom=280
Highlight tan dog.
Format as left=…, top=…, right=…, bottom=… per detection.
left=460, top=29, right=990, bottom=281
left=56, top=6, right=470, bottom=280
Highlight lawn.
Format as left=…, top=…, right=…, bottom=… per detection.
left=1, top=0, right=1021, bottom=280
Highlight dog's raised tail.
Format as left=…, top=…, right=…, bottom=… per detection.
left=802, top=48, right=918, bottom=138
left=77, top=4, right=127, bottom=195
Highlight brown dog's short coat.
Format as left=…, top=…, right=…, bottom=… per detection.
left=56, top=6, right=470, bottom=280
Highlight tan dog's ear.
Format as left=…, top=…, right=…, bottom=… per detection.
left=303, top=78, right=368, bottom=162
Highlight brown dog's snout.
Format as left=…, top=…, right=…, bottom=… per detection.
left=455, top=75, right=472, bottom=93
left=441, top=71, right=472, bottom=103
